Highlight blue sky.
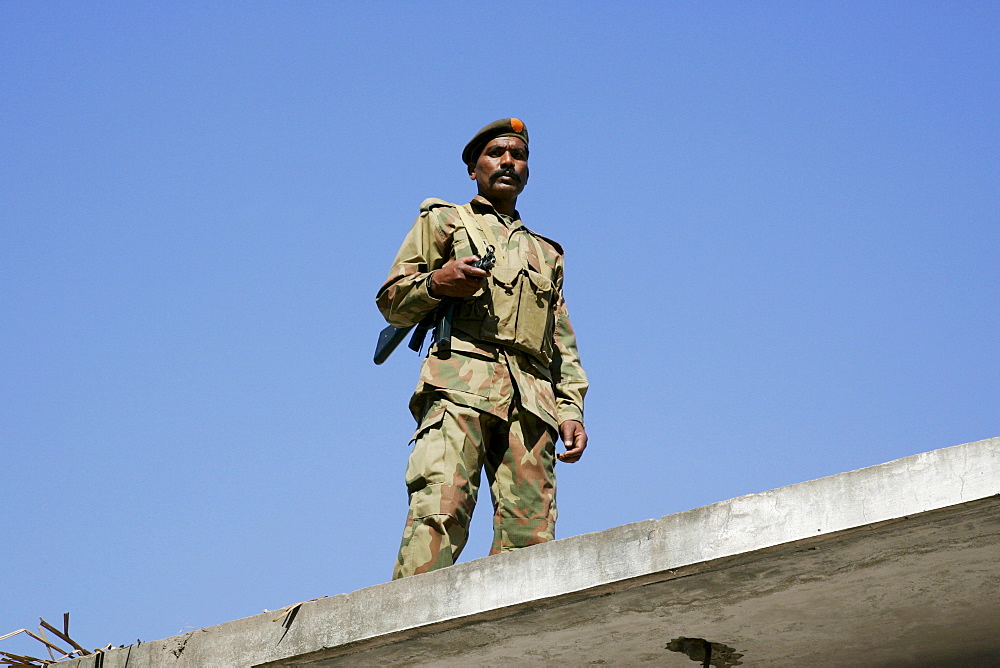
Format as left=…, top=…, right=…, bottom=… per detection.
left=3, top=1, right=997, bottom=656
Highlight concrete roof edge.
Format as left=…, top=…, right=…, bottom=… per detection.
left=59, top=436, right=1000, bottom=668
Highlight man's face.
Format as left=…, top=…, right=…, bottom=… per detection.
left=469, top=136, right=529, bottom=202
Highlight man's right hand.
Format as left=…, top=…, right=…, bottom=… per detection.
left=429, top=256, right=489, bottom=298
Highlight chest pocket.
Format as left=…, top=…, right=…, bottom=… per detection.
left=450, top=204, right=557, bottom=365
left=474, top=266, right=555, bottom=364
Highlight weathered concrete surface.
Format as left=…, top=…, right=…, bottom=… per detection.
left=64, top=437, right=999, bottom=667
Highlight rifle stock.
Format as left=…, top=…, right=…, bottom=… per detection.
left=373, top=324, right=412, bottom=365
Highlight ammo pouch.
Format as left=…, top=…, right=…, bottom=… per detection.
left=445, top=201, right=557, bottom=366
left=453, top=265, right=555, bottom=366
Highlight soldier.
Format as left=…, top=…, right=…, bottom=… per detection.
left=377, top=118, right=589, bottom=579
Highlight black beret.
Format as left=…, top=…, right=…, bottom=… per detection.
left=462, top=118, right=529, bottom=165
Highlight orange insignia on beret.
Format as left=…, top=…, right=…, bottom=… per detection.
left=510, top=118, right=524, bottom=133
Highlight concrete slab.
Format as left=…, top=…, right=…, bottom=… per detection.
left=61, top=437, right=999, bottom=667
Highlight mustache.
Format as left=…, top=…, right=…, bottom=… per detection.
left=490, top=168, right=521, bottom=184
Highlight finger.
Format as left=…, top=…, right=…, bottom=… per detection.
left=557, top=449, right=582, bottom=463
left=460, top=265, right=489, bottom=279
left=557, top=437, right=581, bottom=463
left=456, top=255, right=481, bottom=265
left=565, top=426, right=588, bottom=461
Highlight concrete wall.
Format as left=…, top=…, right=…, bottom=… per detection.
left=60, top=436, right=999, bottom=667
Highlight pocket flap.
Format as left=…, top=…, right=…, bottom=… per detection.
left=490, top=267, right=521, bottom=290
left=525, top=269, right=553, bottom=293
left=409, top=402, right=446, bottom=444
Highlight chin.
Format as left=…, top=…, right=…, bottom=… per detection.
left=494, top=183, right=523, bottom=195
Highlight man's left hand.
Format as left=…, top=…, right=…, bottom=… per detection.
left=557, top=420, right=588, bottom=463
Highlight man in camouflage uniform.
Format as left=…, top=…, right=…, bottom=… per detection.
left=377, top=118, right=589, bottom=580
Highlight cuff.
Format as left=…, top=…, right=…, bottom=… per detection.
left=556, top=404, right=584, bottom=426
left=416, top=274, right=442, bottom=306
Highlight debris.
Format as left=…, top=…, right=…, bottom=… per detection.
left=0, top=615, right=96, bottom=666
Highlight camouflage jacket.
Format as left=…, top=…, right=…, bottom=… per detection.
left=376, top=195, right=588, bottom=430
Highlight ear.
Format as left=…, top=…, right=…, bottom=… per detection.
left=468, top=163, right=477, bottom=180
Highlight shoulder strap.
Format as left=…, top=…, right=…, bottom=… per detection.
left=454, top=203, right=504, bottom=264
left=452, top=226, right=473, bottom=260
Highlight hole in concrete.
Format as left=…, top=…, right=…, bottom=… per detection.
left=666, top=637, right=744, bottom=667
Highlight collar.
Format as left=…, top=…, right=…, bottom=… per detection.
left=470, top=195, right=525, bottom=231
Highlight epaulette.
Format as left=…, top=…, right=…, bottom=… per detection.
left=419, top=197, right=456, bottom=213
left=529, top=229, right=565, bottom=256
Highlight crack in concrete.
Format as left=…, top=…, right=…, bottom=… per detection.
left=169, top=632, right=192, bottom=659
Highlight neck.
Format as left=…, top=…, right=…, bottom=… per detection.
left=480, top=192, right=517, bottom=217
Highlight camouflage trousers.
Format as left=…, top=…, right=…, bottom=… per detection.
left=393, top=395, right=558, bottom=580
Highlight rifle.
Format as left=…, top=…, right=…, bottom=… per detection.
left=374, top=245, right=495, bottom=365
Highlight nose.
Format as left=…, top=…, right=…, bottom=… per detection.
left=499, top=149, right=514, bottom=166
